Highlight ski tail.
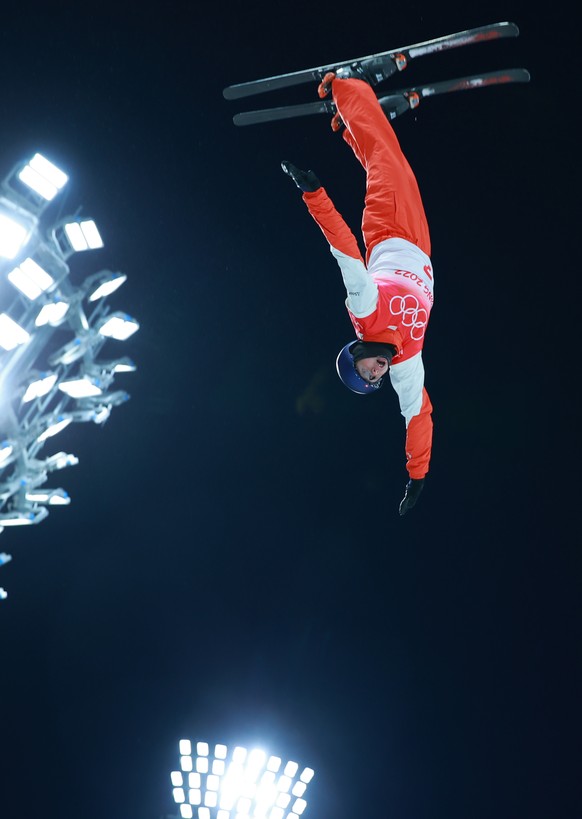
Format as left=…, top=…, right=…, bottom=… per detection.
left=230, top=68, right=531, bottom=126
left=223, top=21, right=520, bottom=101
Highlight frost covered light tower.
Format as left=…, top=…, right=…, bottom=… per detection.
left=0, top=151, right=139, bottom=599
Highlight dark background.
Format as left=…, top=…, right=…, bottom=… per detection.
left=1, top=2, right=579, bottom=818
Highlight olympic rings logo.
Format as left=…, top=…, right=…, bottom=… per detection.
left=390, top=294, right=428, bottom=341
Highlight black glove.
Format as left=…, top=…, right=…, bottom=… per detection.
left=281, top=160, right=321, bottom=192
left=399, top=478, right=425, bottom=516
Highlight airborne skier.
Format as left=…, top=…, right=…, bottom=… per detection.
left=282, top=72, right=434, bottom=516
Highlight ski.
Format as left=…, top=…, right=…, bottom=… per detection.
left=223, top=21, right=520, bottom=101
left=231, top=68, right=531, bottom=127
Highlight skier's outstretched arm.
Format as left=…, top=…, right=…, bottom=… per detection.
left=282, top=161, right=378, bottom=317
left=389, top=353, right=433, bottom=515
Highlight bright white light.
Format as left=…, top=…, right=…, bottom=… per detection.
left=8, top=258, right=54, bottom=299
left=267, top=757, right=281, bottom=773
left=88, top=272, right=126, bottom=301
left=58, top=377, right=102, bottom=399
left=283, top=762, right=298, bottom=778
left=299, top=769, right=314, bottom=784
left=25, top=488, right=70, bottom=506
left=37, top=415, right=72, bottom=442
left=18, top=153, right=68, bottom=200
left=212, top=759, right=226, bottom=776
left=180, top=806, right=193, bottom=819
left=173, top=787, right=186, bottom=803
left=0, top=508, right=48, bottom=526
left=199, top=808, right=211, bottom=819
left=188, top=773, right=201, bottom=788
left=215, top=744, right=228, bottom=759
left=292, top=799, right=306, bottom=815
left=180, top=740, right=192, bottom=756
left=204, top=791, right=218, bottom=807
left=276, top=776, right=291, bottom=793
left=269, top=809, right=284, bottom=819
left=237, top=797, right=252, bottom=814
left=0, top=313, right=30, bottom=350
left=0, top=443, right=14, bottom=464
left=233, top=747, right=247, bottom=764
left=64, top=219, right=103, bottom=251
left=98, top=312, right=139, bottom=340
left=46, top=451, right=79, bottom=470
left=22, top=373, right=58, bottom=402
left=197, top=741, right=209, bottom=756
left=196, top=757, right=208, bottom=773
left=189, top=789, right=201, bottom=805
left=171, top=772, right=184, bottom=787
left=275, top=793, right=290, bottom=809
left=0, top=211, right=28, bottom=259
left=291, top=782, right=306, bottom=798
left=35, top=299, right=69, bottom=326
left=207, top=774, right=220, bottom=791
left=217, top=811, right=230, bottom=819
left=181, top=756, right=193, bottom=772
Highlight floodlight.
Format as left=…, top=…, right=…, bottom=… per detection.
left=0, top=442, right=15, bottom=465
left=37, top=414, right=72, bottom=443
left=0, top=210, right=29, bottom=258
left=0, top=313, right=30, bottom=350
left=35, top=298, right=70, bottom=326
left=170, top=740, right=314, bottom=819
left=0, top=553, right=12, bottom=565
left=180, top=807, right=193, bottom=819
left=22, top=372, right=58, bottom=402
left=43, top=452, right=79, bottom=470
left=8, top=257, right=55, bottom=299
left=18, top=153, right=68, bottom=201
left=58, top=377, right=102, bottom=399
left=0, top=507, right=48, bottom=526
left=86, top=270, right=127, bottom=301
left=63, top=219, right=103, bottom=251
left=97, top=312, right=139, bottom=340
left=25, top=488, right=70, bottom=505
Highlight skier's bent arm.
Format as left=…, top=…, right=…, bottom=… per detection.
left=303, top=188, right=378, bottom=316
left=389, top=353, right=433, bottom=479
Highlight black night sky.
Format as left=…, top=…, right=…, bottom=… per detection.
left=1, top=3, right=579, bottom=819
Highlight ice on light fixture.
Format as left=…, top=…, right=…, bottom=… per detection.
left=98, top=312, right=139, bottom=340
left=35, top=299, right=69, bottom=326
left=58, top=377, right=102, bottom=399
left=37, top=414, right=72, bottom=443
left=64, top=219, right=103, bottom=251
left=88, top=271, right=127, bottom=301
left=8, top=258, right=54, bottom=300
left=179, top=740, right=192, bottom=756
left=18, top=153, right=68, bottom=201
left=0, top=211, right=29, bottom=259
left=25, top=488, right=70, bottom=506
left=0, top=313, right=30, bottom=350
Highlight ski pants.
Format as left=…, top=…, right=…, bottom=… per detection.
left=332, top=78, right=431, bottom=260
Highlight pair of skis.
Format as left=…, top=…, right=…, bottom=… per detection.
left=223, top=21, right=530, bottom=126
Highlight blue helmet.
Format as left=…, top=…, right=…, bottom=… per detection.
left=336, top=341, right=385, bottom=395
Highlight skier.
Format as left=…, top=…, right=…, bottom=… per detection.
left=282, top=71, right=434, bottom=516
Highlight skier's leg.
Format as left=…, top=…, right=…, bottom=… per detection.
left=332, top=78, right=431, bottom=259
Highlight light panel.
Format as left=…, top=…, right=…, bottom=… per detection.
left=35, top=299, right=69, bottom=326
left=58, top=377, right=102, bottom=399
left=0, top=313, right=30, bottom=350
left=22, top=373, right=58, bottom=402
left=170, top=741, right=314, bottom=819
left=98, top=312, right=139, bottom=340
left=64, top=219, right=103, bottom=251
left=0, top=211, right=29, bottom=258
left=8, top=258, right=54, bottom=299
left=18, top=153, right=68, bottom=200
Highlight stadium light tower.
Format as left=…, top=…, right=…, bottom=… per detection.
left=169, top=740, right=315, bottom=819
left=0, top=151, right=139, bottom=599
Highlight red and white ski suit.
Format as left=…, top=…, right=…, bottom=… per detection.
left=302, top=78, right=434, bottom=479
